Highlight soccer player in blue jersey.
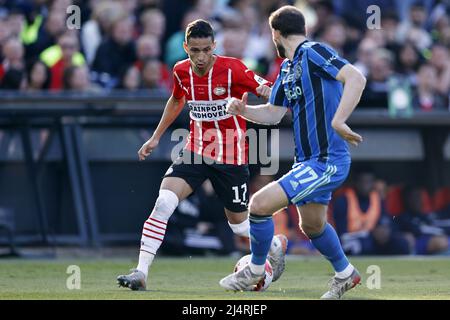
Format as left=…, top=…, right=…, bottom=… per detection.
left=220, top=6, right=366, bottom=299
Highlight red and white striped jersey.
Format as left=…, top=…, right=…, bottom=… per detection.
left=172, top=55, right=269, bottom=165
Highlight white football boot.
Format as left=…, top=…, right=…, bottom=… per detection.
left=117, top=269, right=146, bottom=291
left=219, top=264, right=264, bottom=291
left=320, top=268, right=361, bottom=299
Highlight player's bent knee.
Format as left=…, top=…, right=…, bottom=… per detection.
left=248, top=196, right=271, bottom=216
left=301, top=221, right=325, bottom=238
left=150, top=189, right=179, bottom=220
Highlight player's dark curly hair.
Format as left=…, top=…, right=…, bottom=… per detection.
left=269, top=5, right=306, bottom=37
left=185, top=19, right=214, bottom=43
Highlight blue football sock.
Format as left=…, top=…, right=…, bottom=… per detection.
left=249, top=214, right=274, bottom=266
left=309, top=223, right=349, bottom=272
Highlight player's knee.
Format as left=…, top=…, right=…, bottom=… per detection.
left=150, top=189, right=179, bottom=220
left=249, top=195, right=271, bottom=216
left=300, top=219, right=325, bottom=237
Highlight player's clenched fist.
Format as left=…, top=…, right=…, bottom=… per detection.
left=138, top=136, right=159, bottom=161
left=226, top=92, right=248, bottom=116
left=256, top=84, right=271, bottom=100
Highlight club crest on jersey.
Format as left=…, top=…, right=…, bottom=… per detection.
left=294, top=64, right=302, bottom=79
left=213, top=86, right=226, bottom=96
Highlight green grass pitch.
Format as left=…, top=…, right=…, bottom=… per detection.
left=1, top=256, right=449, bottom=299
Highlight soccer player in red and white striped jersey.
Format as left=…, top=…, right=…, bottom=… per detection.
left=117, top=19, right=287, bottom=291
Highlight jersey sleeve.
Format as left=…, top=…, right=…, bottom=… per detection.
left=269, top=73, right=288, bottom=107
left=232, top=59, right=271, bottom=96
left=307, top=43, right=349, bottom=79
left=172, top=69, right=185, bottom=99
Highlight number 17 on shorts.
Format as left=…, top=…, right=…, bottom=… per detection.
left=278, top=160, right=349, bottom=206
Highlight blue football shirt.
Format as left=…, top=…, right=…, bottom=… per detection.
left=269, top=40, right=350, bottom=164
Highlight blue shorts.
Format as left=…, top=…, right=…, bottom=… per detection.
left=278, top=159, right=350, bottom=206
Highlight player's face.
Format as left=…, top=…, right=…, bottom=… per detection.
left=271, top=29, right=286, bottom=59
left=184, top=37, right=216, bottom=73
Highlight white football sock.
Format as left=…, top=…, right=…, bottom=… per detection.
left=137, top=250, right=155, bottom=279
left=228, top=220, right=279, bottom=257
left=228, top=219, right=250, bottom=237
left=137, top=189, right=179, bottom=277
left=249, top=262, right=265, bottom=275
left=335, top=263, right=355, bottom=279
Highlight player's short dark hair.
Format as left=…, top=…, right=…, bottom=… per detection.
left=185, top=19, right=214, bottom=43
left=269, top=5, right=306, bottom=37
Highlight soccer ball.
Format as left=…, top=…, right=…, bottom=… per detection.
left=234, top=254, right=273, bottom=292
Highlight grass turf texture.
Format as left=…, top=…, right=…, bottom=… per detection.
left=0, top=256, right=449, bottom=299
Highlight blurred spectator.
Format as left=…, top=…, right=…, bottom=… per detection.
left=308, top=0, right=336, bottom=38
left=332, top=170, right=411, bottom=255
left=63, top=65, right=101, bottom=92
left=140, top=58, right=170, bottom=93
left=0, top=16, right=11, bottom=45
left=360, top=49, right=394, bottom=108
left=396, top=41, right=424, bottom=84
left=430, top=6, right=450, bottom=46
left=92, top=16, right=137, bottom=89
left=393, top=185, right=450, bottom=255
left=134, top=34, right=171, bottom=89
left=40, top=32, right=85, bottom=91
left=429, top=43, right=450, bottom=99
left=413, top=64, right=447, bottom=111
left=6, top=9, right=25, bottom=39
left=136, top=34, right=161, bottom=61
left=319, top=17, right=347, bottom=56
left=353, top=38, right=377, bottom=77
left=381, top=11, right=401, bottom=49
left=140, top=8, right=166, bottom=40
left=194, top=0, right=216, bottom=20
left=51, top=0, right=74, bottom=12
left=81, top=0, right=124, bottom=66
left=397, top=2, right=432, bottom=50
left=0, top=38, right=25, bottom=83
left=0, top=67, right=26, bottom=90
left=0, top=37, right=26, bottom=90
left=121, top=65, right=141, bottom=91
left=165, top=9, right=206, bottom=68
left=220, top=27, right=249, bottom=60
left=161, top=0, right=197, bottom=44
left=26, top=10, right=66, bottom=64
left=26, top=60, right=50, bottom=91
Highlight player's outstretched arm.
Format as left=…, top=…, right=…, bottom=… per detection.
left=332, top=64, right=367, bottom=147
left=226, top=92, right=287, bottom=125
left=138, top=95, right=185, bottom=160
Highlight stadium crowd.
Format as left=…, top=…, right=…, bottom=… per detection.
left=1, top=0, right=449, bottom=255
left=0, top=0, right=449, bottom=111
